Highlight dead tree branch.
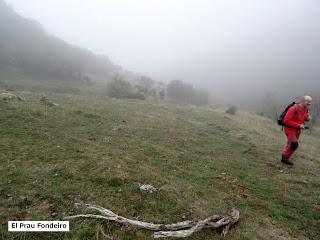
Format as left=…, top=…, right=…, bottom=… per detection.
left=64, top=203, right=239, bottom=238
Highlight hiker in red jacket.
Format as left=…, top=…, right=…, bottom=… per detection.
left=281, top=96, right=312, bottom=165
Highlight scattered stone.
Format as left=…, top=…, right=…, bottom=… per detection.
left=40, top=96, right=58, bottom=106
left=18, top=195, right=28, bottom=202
left=17, top=95, right=25, bottom=101
left=0, top=92, right=18, bottom=100
left=112, top=126, right=120, bottom=131
left=103, top=136, right=112, bottom=144
left=0, top=91, right=25, bottom=101
left=138, top=183, right=158, bottom=193
left=40, top=96, right=48, bottom=102
left=0, top=92, right=17, bottom=100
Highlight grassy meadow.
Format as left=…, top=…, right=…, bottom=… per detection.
left=0, top=90, right=319, bottom=240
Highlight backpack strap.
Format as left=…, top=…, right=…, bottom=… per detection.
left=293, top=104, right=298, bottom=117
left=284, top=104, right=300, bottom=130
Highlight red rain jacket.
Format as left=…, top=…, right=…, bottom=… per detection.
left=284, top=103, right=310, bottom=134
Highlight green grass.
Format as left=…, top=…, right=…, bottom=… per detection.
left=0, top=90, right=319, bottom=239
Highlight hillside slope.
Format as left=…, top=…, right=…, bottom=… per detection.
left=0, top=90, right=319, bottom=240
left=0, top=0, right=137, bottom=91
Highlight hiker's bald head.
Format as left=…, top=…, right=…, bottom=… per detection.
left=301, top=95, right=312, bottom=107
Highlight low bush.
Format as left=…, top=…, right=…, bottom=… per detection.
left=226, top=105, right=237, bottom=115
left=106, top=76, right=146, bottom=100
left=106, top=76, right=133, bottom=98
left=166, top=80, right=210, bottom=105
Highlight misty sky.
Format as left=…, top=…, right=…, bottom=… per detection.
left=5, top=0, right=320, bottom=101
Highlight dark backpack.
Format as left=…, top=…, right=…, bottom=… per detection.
left=277, top=102, right=297, bottom=126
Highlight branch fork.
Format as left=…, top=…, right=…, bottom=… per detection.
left=64, top=203, right=239, bottom=238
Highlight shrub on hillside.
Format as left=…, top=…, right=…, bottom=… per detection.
left=159, top=90, right=165, bottom=100
left=226, top=105, right=237, bottom=115
left=106, top=75, right=146, bottom=100
left=166, top=80, right=210, bottom=106
left=106, top=76, right=132, bottom=98
left=167, top=80, right=193, bottom=103
left=135, top=76, right=155, bottom=96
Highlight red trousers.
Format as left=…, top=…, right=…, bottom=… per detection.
left=282, top=132, right=300, bottom=159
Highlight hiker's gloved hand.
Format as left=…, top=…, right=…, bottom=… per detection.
left=300, top=124, right=305, bottom=129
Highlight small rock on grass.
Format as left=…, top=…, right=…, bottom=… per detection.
left=40, top=96, right=58, bottom=106
left=138, top=183, right=158, bottom=193
left=0, top=92, right=25, bottom=101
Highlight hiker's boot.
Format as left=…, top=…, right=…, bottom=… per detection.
left=281, top=156, right=293, bottom=166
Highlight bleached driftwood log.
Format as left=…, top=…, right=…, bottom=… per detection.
left=64, top=203, right=239, bottom=238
